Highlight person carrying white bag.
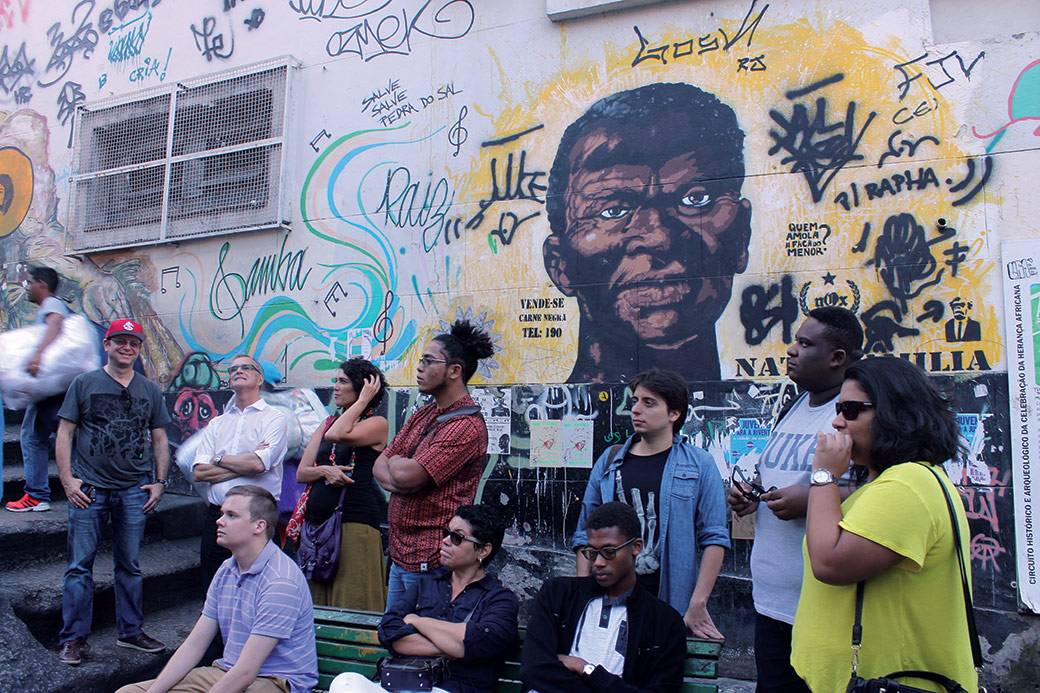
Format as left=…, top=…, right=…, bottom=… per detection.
left=6, top=267, right=74, bottom=513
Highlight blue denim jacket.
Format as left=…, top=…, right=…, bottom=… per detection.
left=571, top=434, right=731, bottom=614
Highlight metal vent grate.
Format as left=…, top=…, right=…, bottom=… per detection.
left=67, top=58, right=295, bottom=253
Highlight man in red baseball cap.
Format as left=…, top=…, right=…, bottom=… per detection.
left=104, top=319, right=146, bottom=341
left=54, top=317, right=173, bottom=665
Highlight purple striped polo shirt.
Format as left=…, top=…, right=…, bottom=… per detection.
left=204, top=541, right=317, bottom=692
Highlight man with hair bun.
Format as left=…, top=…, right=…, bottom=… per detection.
left=374, top=320, right=494, bottom=611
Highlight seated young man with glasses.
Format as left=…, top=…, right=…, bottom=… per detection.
left=523, top=502, right=687, bottom=692
left=191, top=354, right=288, bottom=592
left=330, top=504, right=519, bottom=693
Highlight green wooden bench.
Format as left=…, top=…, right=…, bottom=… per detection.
left=314, top=606, right=721, bottom=692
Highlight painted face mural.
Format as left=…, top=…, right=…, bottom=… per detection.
left=543, top=83, right=753, bottom=382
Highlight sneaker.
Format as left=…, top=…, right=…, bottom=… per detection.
left=116, top=632, right=166, bottom=653
left=58, top=638, right=88, bottom=666
left=5, top=494, right=50, bottom=512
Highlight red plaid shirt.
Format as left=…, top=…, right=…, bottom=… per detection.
left=385, top=394, right=488, bottom=571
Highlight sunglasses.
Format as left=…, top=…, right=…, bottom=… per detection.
left=835, top=400, right=875, bottom=421
left=443, top=528, right=485, bottom=548
left=730, top=465, right=776, bottom=504
left=578, top=536, right=638, bottom=562
left=228, top=364, right=259, bottom=375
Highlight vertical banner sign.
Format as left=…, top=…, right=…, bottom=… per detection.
left=1003, top=239, right=1040, bottom=614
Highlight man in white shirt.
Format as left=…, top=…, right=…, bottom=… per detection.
left=192, top=354, right=288, bottom=591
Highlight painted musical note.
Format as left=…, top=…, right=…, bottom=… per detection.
left=373, top=289, right=395, bottom=355
left=309, top=128, right=331, bottom=153
left=323, top=281, right=348, bottom=317
left=160, top=266, right=181, bottom=294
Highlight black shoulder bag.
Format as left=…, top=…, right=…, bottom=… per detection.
left=377, top=590, right=487, bottom=691
left=846, top=465, right=984, bottom=693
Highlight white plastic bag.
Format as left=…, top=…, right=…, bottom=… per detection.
left=0, top=314, right=101, bottom=409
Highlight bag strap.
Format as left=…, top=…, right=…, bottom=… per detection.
left=877, top=670, right=969, bottom=693
left=922, top=464, right=983, bottom=669
left=849, top=465, right=984, bottom=678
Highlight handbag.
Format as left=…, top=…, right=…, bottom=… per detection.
left=376, top=589, right=488, bottom=691
left=845, top=465, right=983, bottom=693
left=377, top=656, right=449, bottom=691
left=296, top=484, right=347, bottom=582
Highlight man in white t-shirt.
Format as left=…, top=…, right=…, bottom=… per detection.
left=728, top=307, right=863, bottom=692
left=6, top=266, right=70, bottom=513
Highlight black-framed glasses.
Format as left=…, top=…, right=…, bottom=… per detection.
left=835, top=400, right=875, bottom=421
left=443, top=528, right=485, bottom=547
left=418, top=355, right=450, bottom=368
left=578, top=536, right=638, bottom=562
left=228, top=364, right=259, bottom=375
left=730, top=465, right=775, bottom=504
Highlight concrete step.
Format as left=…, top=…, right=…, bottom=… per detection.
left=0, top=493, right=205, bottom=565
left=0, top=593, right=203, bottom=693
left=8, top=535, right=203, bottom=648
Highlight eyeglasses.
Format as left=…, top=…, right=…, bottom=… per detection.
left=730, top=465, right=776, bottom=504
left=418, top=356, right=450, bottom=367
left=578, top=536, right=638, bottom=562
left=443, top=528, right=485, bottom=547
left=228, top=364, right=259, bottom=375
left=835, top=400, right=875, bottom=421
left=110, top=336, right=141, bottom=349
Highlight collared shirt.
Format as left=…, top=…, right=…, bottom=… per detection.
left=378, top=571, right=519, bottom=693
left=570, top=589, right=632, bottom=677
left=383, top=395, right=487, bottom=571
left=204, top=541, right=317, bottom=693
left=192, top=397, right=288, bottom=504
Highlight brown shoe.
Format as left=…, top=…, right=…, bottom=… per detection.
left=58, top=638, right=88, bottom=665
left=116, top=631, right=166, bottom=653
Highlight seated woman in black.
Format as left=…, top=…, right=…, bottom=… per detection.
left=329, top=504, right=520, bottom=693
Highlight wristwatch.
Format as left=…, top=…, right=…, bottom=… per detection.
left=154, top=477, right=169, bottom=488
left=582, top=663, right=596, bottom=677
left=810, top=469, right=836, bottom=487
left=213, top=454, right=224, bottom=468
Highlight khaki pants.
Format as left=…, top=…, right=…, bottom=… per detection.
left=116, top=666, right=289, bottom=692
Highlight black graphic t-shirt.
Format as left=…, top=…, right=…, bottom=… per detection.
left=58, top=368, right=172, bottom=490
left=615, top=446, right=670, bottom=597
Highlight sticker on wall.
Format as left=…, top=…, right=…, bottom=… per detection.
left=473, top=386, right=513, bottom=455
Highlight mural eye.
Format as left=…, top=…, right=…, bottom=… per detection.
left=199, top=403, right=213, bottom=421
left=598, top=205, right=630, bottom=219
left=680, top=192, right=713, bottom=208
left=178, top=400, right=195, bottom=417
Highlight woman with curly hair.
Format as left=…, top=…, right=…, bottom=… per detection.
left=297, top=357, right=389, bottom=610
left=791, top=356, right=978, bottom=692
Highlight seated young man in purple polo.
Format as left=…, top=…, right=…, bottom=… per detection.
left=116, top=485, right=317, bottom=693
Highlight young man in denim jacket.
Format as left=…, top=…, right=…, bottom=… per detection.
left=572, top=369, right=730, bottom=639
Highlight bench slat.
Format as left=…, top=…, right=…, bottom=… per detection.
left=316, top=641, right=386, bottom=663
left=684, top=657, right=718, bottom=678
left=315, top=625, right=381, bottom=646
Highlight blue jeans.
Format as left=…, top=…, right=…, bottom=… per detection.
left=385, top=561, right=445, bottom=613
left=20, top=394, right=62, bottom=502
left=60, top=485, right=149, bottom=643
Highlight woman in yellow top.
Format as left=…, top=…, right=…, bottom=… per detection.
left=791, top=356, right=978, bottom=692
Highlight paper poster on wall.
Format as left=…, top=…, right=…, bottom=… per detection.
left=1002, top=239, right=1040, bottom=614
left=529, top=419, right=594, bottom=468
left=473, top=387, right=513, bottom=455
left=727, top=418, right=772, bottom=471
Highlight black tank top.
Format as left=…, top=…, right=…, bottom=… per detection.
left=304, top=436, right=382, bottom=529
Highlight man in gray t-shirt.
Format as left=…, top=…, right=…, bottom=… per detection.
left=728, top=307, right=863, bottom=693
left=5, top=266, right=70, bottom=513
left=54, top=319, right=172, bottom=667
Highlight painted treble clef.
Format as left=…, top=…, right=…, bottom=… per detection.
left=373, top=289, right=395, bottom=355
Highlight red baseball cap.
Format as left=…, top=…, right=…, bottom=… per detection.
left=105, top=319, right=145, bottom=341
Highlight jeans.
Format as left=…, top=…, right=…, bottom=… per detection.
left=385, top=561, right=444, bottom=613
left=60, top=485, right=149, bottom=643
left=20, top=394, right=62, bottom=502
left=754, top=612, right=811, bottom=693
